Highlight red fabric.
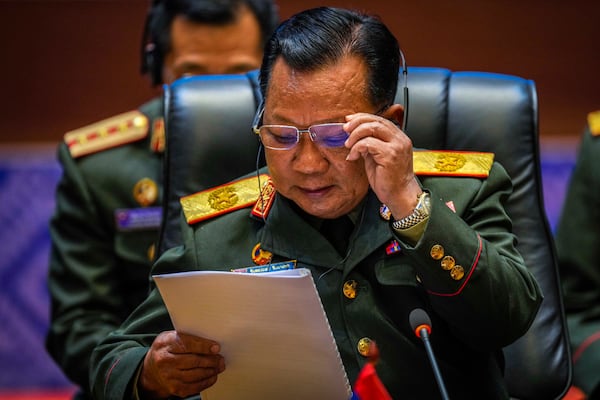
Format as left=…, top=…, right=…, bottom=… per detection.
left=562, top=385, right=587, bottom=400
left=354, top=363, right=392, bottom=400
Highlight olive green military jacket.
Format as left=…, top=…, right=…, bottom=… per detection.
left=46, top=98, right=164, bottom=396
left=555, top=119, right=600, bottom=397
left=91, top=162, right=542, bottom=400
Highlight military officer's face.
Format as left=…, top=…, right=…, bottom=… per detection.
left=262, top=56, right=373, bottom=219
left=161, top=5, right=263, bottom=83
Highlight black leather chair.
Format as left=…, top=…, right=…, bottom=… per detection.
left=158, top=68, right=572, bottom=400
left=157, top=72, right=263, bottom=254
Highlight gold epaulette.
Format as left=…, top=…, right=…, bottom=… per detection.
left=413, top=150, right=494, bottom=178
left=587, top=110, right=600, bottom=136
left=64, top=110, right=149, bottom=158
left=181, top=174, right=270, bottom=225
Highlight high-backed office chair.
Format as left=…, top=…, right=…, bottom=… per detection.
left=157, top=72, right=262, bottom=254
left=158, top=68, right=571, bottom=400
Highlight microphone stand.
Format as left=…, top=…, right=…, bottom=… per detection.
left=418, top=326, right=450, bottom=400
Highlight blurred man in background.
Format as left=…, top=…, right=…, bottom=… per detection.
left=45, top=1, right=279, bottom=399
left=556, top=110, right=600, bottom=400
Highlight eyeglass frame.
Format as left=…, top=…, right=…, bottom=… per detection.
left=252, top=101, right=402, bottom=151
left=253, top=107, right=354, bottom=150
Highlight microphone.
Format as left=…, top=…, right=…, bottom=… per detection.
left=409, top=308, right=450, bottom=400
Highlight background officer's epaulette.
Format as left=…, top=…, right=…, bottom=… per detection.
left=413, top=150, right=494, bottom=178
left=64, top=110, right=149, bottom=158
left=181, top=174, right=269, bottom=225
left=587, top=110, right=600, bottom=136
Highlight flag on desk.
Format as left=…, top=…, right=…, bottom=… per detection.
left=351, top=341, right=392, bottom=400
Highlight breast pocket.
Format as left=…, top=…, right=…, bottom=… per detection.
left=374, top=256, right=421, bottom=288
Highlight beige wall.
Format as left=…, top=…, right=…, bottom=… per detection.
left=1, top=0, right=598, bottom=143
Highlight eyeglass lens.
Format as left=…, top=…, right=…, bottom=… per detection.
left=259, top=124, right=349, bottom=149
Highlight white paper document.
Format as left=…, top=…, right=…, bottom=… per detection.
left=153, top=267, right=352, bottom=400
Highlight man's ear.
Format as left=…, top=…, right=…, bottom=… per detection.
left=383, top=104, right=405, bottom=129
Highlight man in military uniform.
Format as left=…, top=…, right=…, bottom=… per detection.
left=45, top=1, right=279, bottom=399
left=556, top=111, right=600, bottom=400
left=90, top=7, right=543, bottom=399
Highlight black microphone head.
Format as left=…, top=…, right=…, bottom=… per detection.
left=409, top=308, right=432, bottom=338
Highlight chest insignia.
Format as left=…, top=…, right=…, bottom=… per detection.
left=386, top=239, right=402, bottom=255
left=251, top=242, right=273, bottom=265
left=133, top=177, right=158, bottom=206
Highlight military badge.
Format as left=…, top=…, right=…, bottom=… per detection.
left=133, top=178, right=158, bottom=206
left=385, top=240, right=401, bottom=255
left=251, top=177, right=276, bottom=219
left=379, top=204, right=391, bottom=221
left=150, top=117, right=165, bottom=153
left=251, top=243, right=273, bottom=265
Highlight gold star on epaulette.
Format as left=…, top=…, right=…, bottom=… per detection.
left=64, top=110, right=148, bottom=158
left=181, top=174, right=270, bottom=225
left=413, top=150, right=494, bottom=178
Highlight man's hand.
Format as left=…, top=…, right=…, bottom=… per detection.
left=138, top=330, right=225, bottom=399
left=344, top=111, right=422, bottom=219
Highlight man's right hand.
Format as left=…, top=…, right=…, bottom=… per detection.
left=138, top=330, right=225, bottom=399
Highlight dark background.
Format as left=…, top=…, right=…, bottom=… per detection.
left=0, top=0, right=598, bottom=143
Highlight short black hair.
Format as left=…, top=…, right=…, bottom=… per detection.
left=259, top=7, right=400, bottom=111
left=141, top=0, right=280, bottom=85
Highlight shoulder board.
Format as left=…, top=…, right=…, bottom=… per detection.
left=413, top=150, right=494, bottom=178
left=64, top=110, right=149, bottom=158
left=587, top=110, right=600, bottom=136
left=181, top=174, right=270, bottom=225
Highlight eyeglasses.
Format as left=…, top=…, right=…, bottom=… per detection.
left=254, top=123, right=349, bottom=151
left=252, top=107, right=349, bottom=151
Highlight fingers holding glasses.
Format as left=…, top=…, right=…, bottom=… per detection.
left=344, top=112, right=411, bottom=162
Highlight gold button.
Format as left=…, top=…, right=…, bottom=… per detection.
left=441, top=255, right=455, bottom=270
left=450, top=265, right=465, bottom=280
left=343, top=280, right=358, bottom=299
left=430, top=244, right=444, bottom=260
left=357, top=337, right=373, bottom=357
left=147, top=243, right=156, bottom=261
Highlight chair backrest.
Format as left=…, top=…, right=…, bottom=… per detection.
left=157, top=72, right=263, bottom=254
left=158, top=67, right=571, bottom=400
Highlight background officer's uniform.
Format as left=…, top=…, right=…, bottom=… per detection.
left=45, top=98, right=165, bottom=398
left=556, top=110, right=600, bottom=399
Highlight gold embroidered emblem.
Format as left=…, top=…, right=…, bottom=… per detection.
left=133, top=178, right=158, bottom=207
left=435, top=153, right=467, bottom=172
left=208, top=186, right=240, bottom=211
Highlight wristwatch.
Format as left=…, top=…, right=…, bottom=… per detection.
left=391, top=191, right=431, bottom=230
